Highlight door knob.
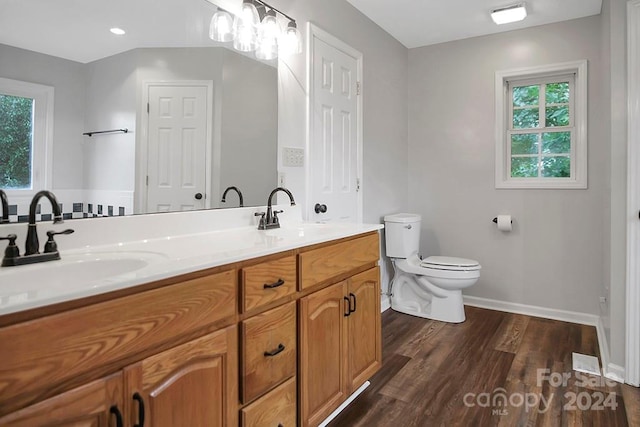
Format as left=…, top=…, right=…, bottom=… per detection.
left=195, top=193, right=203, bottom=200
left=315, top=203, right=327, bottom=214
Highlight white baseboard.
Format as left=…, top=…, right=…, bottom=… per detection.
left=319, top=381, right=370, bottom=427
left=595, top=317, right=625, bottom=382
left=381, top=294, right=390, bottom=312
left=463, top=295, right=625, bottom=382
left=463, top=295, right=599, bottom=326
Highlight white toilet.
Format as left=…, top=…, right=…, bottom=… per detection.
left=384, top=213, right=481, bottom=323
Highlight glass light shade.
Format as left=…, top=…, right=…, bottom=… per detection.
left=232, top=0, right=260, bottom=52
left=209, top=10, right=234, bottom=42
left=491, top=4, right=527, bottom=25
left=256, top=10, right=280, bottom=60
left=279, top=21, right=302, bottom=55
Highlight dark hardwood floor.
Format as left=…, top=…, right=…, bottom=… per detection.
left=329, top=307, right=640, bottom=427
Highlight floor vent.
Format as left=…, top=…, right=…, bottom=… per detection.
left=572, top=352, right=601, bottom=376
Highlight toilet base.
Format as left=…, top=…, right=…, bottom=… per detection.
left=391, top=290, right=466, bottom=323
left=390, top=268, right=468, bottom=323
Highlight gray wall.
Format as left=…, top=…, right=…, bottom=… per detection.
left=84, top=50, right=137, bottom=192
left=220, top=50, right=277, bottom=207
left=0, top=44, right=85, bottom=189
left=408, top=16, right=608, bottom=315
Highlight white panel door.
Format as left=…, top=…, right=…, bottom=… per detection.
left=310, top=34, right=361, bottom=223
left=147, top=85, right=209, bottom=212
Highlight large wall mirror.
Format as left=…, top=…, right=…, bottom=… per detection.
left=0, top=0, right=277, bottom=222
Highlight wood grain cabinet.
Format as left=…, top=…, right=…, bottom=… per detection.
left=0, top=231, right=382, bottom=427
left=241, top=301, right=297, bottom=403
left=124, top=326, right=238, bottom=427
left=299, top=266, right=381, bottom=427
left=239, top=255, right=299, bottom=424
left=0, top=373, right=124, bottom=427
left=0, top=269, right=238, bottom=427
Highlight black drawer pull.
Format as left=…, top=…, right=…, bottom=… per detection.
left=344, top=297, right=351, bottom=317
left=264, top=278, right=285, bottom=289
left=110, top=405, right=124, bottom=427
left=133, top=392, right=145, bottom=427
left=264, top=343, right=286, bottom=357
left=349, top=292, right=356, bottom=313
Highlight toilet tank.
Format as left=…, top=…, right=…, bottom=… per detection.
left=384, top=213, right=421, bottom=258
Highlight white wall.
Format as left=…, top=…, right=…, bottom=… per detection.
left=408, top=16, right=608, bottom=315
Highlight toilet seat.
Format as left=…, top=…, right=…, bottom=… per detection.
left=420, top=256, right=481, bottom=272
left=395, top=254, right=481, bottom=278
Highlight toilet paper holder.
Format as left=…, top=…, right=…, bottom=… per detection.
left=492, top=217, right=512, bottom=224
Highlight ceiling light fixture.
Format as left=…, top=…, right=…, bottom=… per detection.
left=109, top=27, right=126, bottom=35
left=209, top=0, right=302, bottom=59
left=490, top=3, right=527, bottom=25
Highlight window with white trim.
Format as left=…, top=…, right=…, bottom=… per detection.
left=0, top=77, right=53, bottom=194
left=495, top=60, right=587, bottom=189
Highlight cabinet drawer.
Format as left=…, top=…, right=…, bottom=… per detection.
left=241, top=377, right=296, bottom=427
left=0, top=269, right=236, bottom=415
left=242, top=255, right=296, bottom=312
left=241, top=302, right=296, bottom=403
left=299, top=233, right=379, bottom=290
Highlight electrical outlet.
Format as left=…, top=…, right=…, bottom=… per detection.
left=282, top=147, right=304, bottom=167
left=278, top=172, right=286, bottom=186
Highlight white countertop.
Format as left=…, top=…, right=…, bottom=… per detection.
left=0, top=220, right=383, bottom=316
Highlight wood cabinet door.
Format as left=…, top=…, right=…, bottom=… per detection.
left=0, top=373, right=123, bottom=427
left=124, top=326, right=238, bottom=427
left=299, top=281, right=348, bottom=427
left=347, top=266, right=382, bottom=394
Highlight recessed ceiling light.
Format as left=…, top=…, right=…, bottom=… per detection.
left=110, top=27, right=126, bottom=35
left=491, top=3, right=527, bottom=25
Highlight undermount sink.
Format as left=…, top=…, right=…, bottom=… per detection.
left=0, top=250, right=166, bottom=298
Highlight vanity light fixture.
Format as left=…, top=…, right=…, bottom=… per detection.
left=490, top=3, right=527, bottom=25
left=208, top=0, right=302, bottom=58
left=209, top=9, right=234, bottom=42
left=109, top=27, right=126, bottom=35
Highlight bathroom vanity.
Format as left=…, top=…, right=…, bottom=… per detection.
left=0, top=209, right=382, bottom=427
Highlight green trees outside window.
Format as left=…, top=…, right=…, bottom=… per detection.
left=510, top=81, right=571, bottom=178
left=0, top=94, right=34, bottom=189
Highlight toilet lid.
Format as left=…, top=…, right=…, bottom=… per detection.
left=420, top=256, right=481, bottom=271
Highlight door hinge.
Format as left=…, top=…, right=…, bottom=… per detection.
left=356, top=81, right=361, bottom=96
left=146, top=175, right=149, bottom=186
left=147, top=103, right=149, bottom=113
left=356, top=178, right=361, bottom=192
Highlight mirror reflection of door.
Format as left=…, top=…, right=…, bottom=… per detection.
left=310, top=28, right=363, bottom=223
left=146, top=82, right=212, bottom=213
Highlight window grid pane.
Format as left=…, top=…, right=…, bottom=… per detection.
left=508, top=78, right=574, bottom=179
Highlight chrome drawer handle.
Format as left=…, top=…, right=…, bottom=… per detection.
left=264, top=343, right=285, bottom=357
left=263, top=278, right=285, bottom=289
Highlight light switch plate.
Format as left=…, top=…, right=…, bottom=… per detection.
left=282, top=147, right=304, bottom=167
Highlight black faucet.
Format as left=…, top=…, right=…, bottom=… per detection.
left=255, top=187, right=296, bottom=230
left=26, top=190, right=64, bottom=255
left=1, top=191, right=74, bottom=267
left=0, top=189, right=9, bottom=224
left=221, top=186, right=244, bottom=207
